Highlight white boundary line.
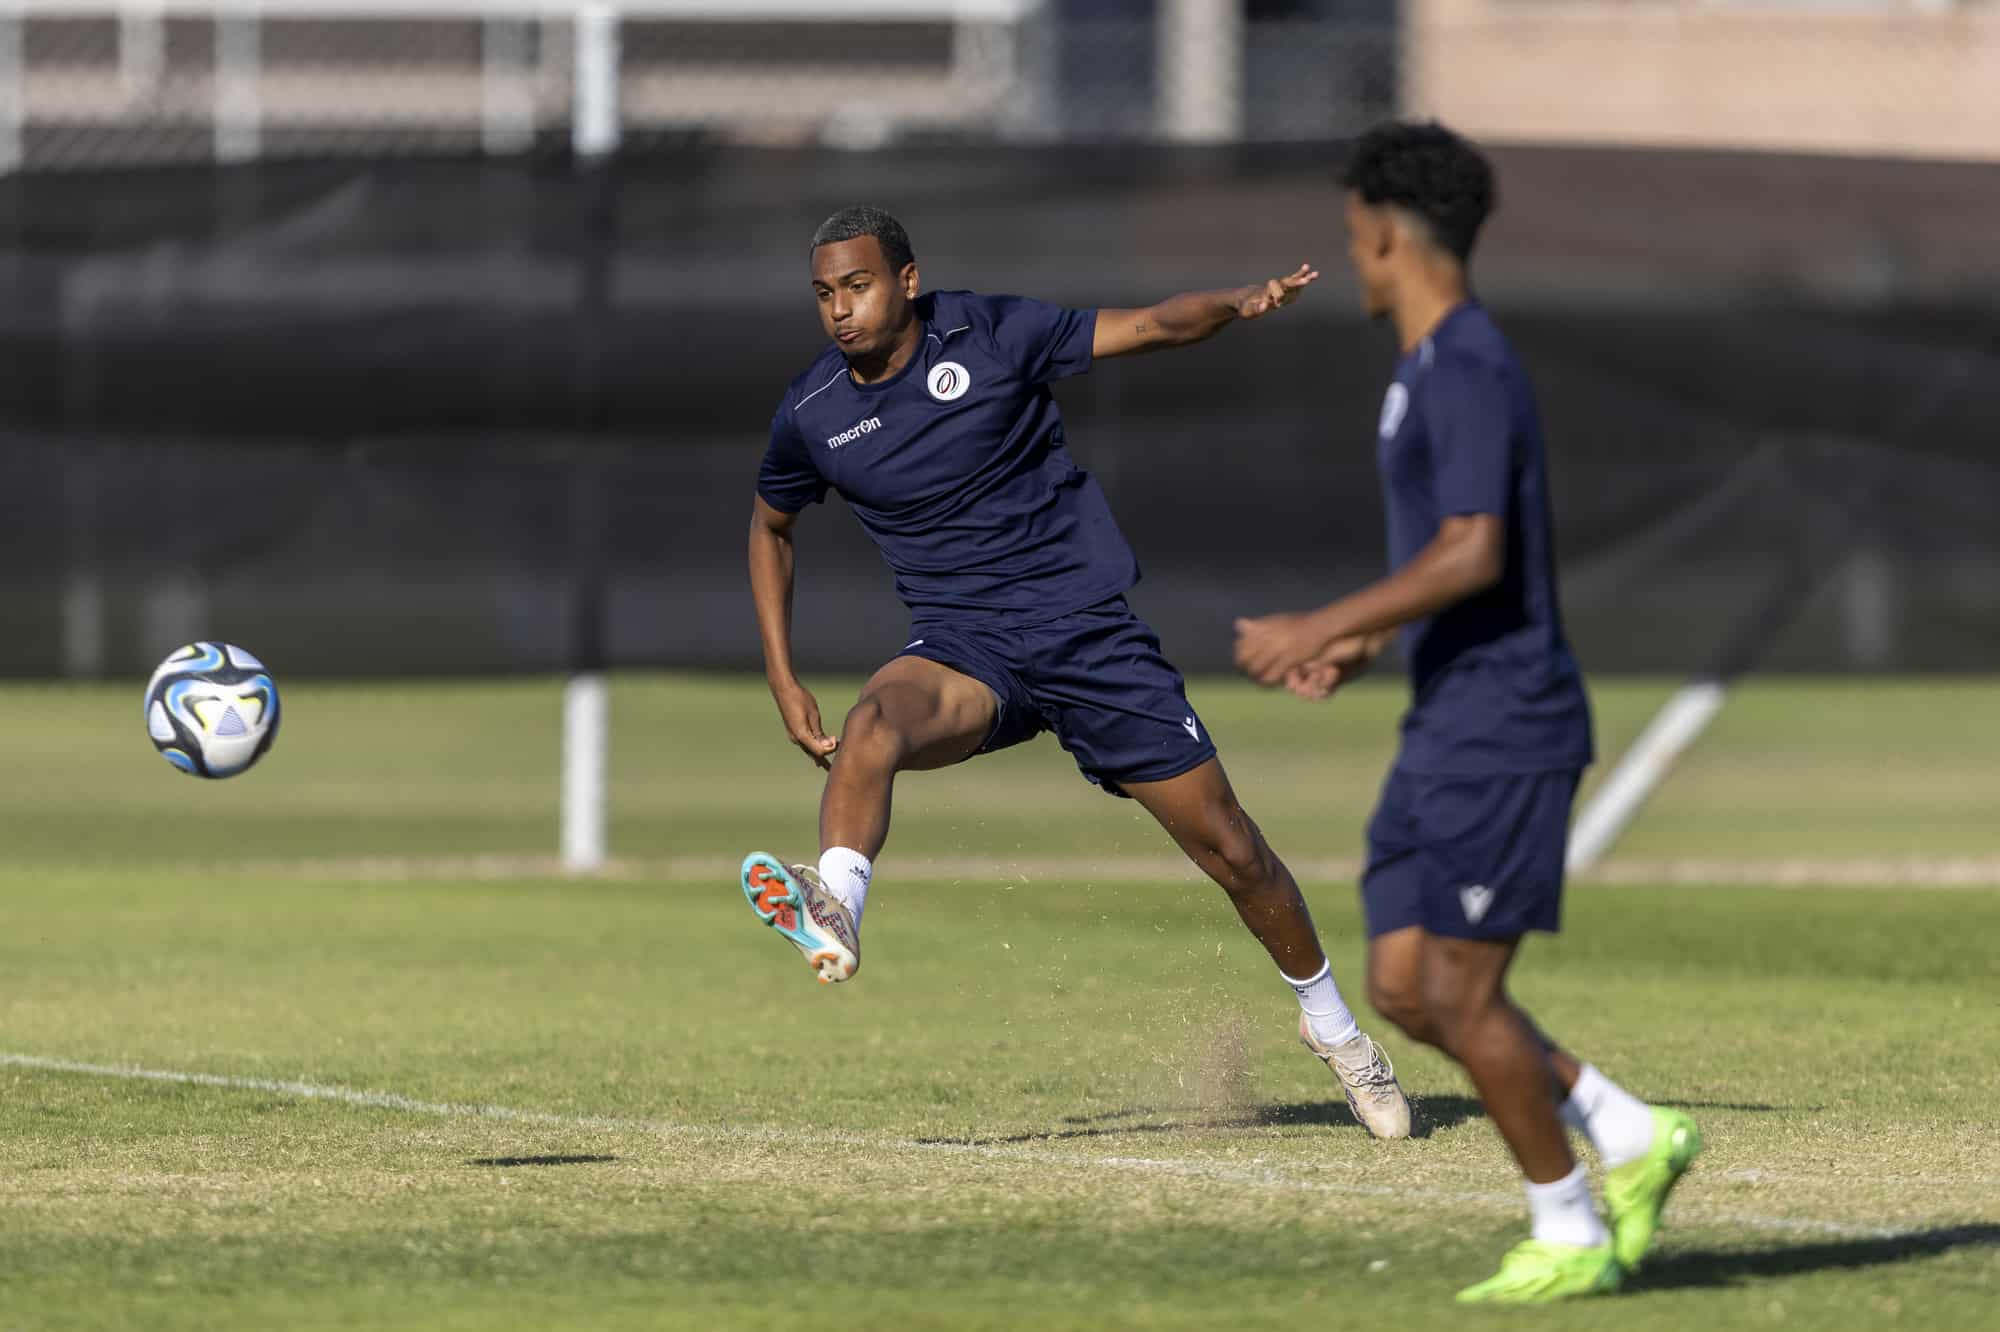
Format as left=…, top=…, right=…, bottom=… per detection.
left=0, top=1051, right=1938, bottom=1243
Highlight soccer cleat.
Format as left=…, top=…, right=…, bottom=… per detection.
left=1603, top=1107, right=1702, bottom=1271
left=1454, top=1238, right=1622, bottom=1304
left=1298, top=1016, right=1411, bottom=1140
left=740, top=853, right=860, bottom=984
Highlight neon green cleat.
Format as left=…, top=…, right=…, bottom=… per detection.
left=1454, top=1238, right=1622, bottom=1304
left=1603, top=1107, right=1703, bottom=1271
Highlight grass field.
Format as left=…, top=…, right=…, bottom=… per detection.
left=3, top=675, right=1997, bottom=1329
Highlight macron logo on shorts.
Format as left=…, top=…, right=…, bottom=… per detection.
left=826, top=416, right=882, bottom=449
left=1459, top=884, right=1494, bottom=924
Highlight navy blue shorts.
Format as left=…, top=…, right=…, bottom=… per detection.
left=1361, top=766, right=1583, bottom=941
left=902, top=598, right=1217, bottom=796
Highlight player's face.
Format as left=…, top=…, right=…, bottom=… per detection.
left=811, top=237, right=918, bottom=360
left=1343, top=193, right=1395, bottom=319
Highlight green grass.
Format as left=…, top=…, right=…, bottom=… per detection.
left=1, top=675, right=1996, bottom=1329
left=12, top=674, right=2000, bottom=869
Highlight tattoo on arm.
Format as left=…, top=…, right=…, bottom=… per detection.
left=1134, top=319, right=1151, bottom=335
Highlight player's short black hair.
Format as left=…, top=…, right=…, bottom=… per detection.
left=810, top=205, right=916, bottom=274
left=1339, top=121, right=1495, bottom=263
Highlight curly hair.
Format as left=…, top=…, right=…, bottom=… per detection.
left=810, top=205, right=916, bottom=274
left=1339, top=121, right=1495, bottom=263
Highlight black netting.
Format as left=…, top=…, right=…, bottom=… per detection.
left=4, top=144, right=1997, bottom=679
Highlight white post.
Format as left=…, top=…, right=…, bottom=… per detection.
left=1158, top=0, right=1243, bottom=144
left=561, top=672, right=610, bottom=873
left=0, top=6, right=22, bottom=176
left=214, top=5, right=261, bottom=163
left=482, top=16, right=536, bottom=156
left=120, top=1, right=166, bottom=111
left=572, top=2, right=621, bottom=159
left=562, top=7, right=618, bottom=875
left=1567, top=680, right=1728, bottom=874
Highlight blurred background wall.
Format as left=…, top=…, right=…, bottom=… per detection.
left=2, top=0, right=1995, bottom=679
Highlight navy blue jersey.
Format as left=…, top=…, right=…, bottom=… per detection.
left=758, top=290, right=1140, bottom=620
left=1375, top=302, right=1593, bottom=774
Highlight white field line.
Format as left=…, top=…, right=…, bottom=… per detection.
left=207, top=852, right=2000, bottom=888
left=0, top=1051, right=1945, bottom=1244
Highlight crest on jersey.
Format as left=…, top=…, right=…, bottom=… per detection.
left=1378, top=382, right=1410, bottom=439
left=927, top=361, right=972, bottom=402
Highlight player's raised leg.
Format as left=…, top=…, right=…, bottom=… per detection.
left=743, top=654, right=996, bottom=983
left=1123, top=758, right=1411, bottom=1139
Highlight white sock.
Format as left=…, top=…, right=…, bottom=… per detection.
left=1524, top=1163, right=1609, bottom=1248
left=1563, top=1064, right=1657, bottom=1169
left=1280, top=960, right=1361, bottom=1050
left=816, top=847, right=872, bottom=928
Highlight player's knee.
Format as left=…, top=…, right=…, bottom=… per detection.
left=1200, top=805, right=1273, bottom=887
left=1418, top=980, right=1496, bottom=1060
left=1364, top=959, right=1424, bottom=1044
left=1367, top=975, right=1430, bottom=1045
left=839, top=696, right=908, bottom=772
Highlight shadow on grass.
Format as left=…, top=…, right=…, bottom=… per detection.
left=1655, top=1099, right=1819, bottom=1114
left=938, top=1094, right=1800, bottom=1149
left=1638, top=1224, right=2000, bottom=1290
left=914, top=1094, right=1484, bottom=1146
left=468, top=1154, right=618, bottom=1168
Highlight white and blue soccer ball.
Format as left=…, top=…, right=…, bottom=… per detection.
left=143, top=642, right=281, bottom=779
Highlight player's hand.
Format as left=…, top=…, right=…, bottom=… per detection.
left=1283, top=660, right=1344, bottom=702
left=1281, top=635, right=1380, bottom=702
left=1232, top=610, right=1332, bottom=687
left=1235, top=264, right=1318, bottom=321
left=771, top=679, right=838, bottom=769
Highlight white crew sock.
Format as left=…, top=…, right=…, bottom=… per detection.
left=816, top=847, right=872, bottom=928
left=1562, top=1064, right=1657, bottom=1169
left=1280, top=960, right=1361, bottom=1050
left=1524, top=1163, right=1609, bottom=1248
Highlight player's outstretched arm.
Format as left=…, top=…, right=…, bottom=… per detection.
left=1235, top=513, right=1504, bottom=688
left=1092, top=264, right=1318, bottom=360
left=748, top=496, right=838, bottom=769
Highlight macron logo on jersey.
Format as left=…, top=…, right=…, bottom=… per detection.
left=826, top=416, right=882, bottom=449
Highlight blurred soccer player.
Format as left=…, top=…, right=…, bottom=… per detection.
left=1233, top=123, right=1700, bottom=1301
left=741, top=206, right=1409, bottom=1138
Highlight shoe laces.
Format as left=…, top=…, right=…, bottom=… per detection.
left=1334, top=1038, right=1398, bottom=1090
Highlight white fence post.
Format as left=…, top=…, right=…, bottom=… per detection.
left=572, top=2, right=621, bottom=159
left=120, top=1, right=166, bottom=110
left=1158, top=0, right=1242, bottom=144
left=214, top=4, right=261, bottom=163
left=561, top=5, right=619, bottom=875
left=0, top=5, right=22, bottom=176
left=482, top=15, right=535, bottom=155
left=561, top=672, right=610, bottom=874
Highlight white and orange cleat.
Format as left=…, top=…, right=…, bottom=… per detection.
left=740, top=853, right=860, bottom=984
left=1299, top=1016, right=1411, bottom=1140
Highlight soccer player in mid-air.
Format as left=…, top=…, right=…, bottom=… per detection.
left=739, top=206, right=1410, bottom=1138
left=1233, top=122, right=1701, bottom=1302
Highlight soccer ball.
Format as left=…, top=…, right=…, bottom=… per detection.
left=143, top=642, right=281, bottom=779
